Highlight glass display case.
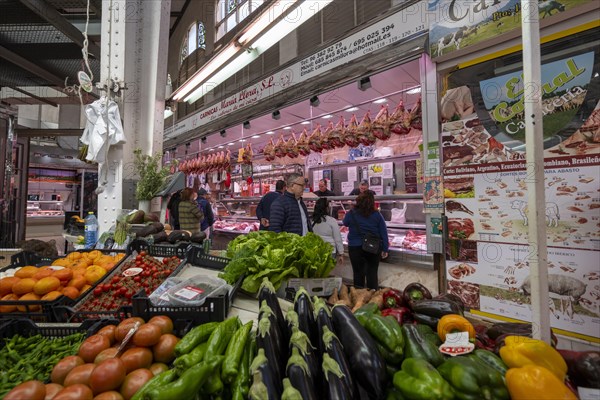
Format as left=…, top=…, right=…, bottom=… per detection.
left=26, top=200, right=65, bottom=218
left=211, top=194, right=433, bottom=269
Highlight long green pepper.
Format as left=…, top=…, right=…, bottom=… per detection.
left=174, top=321, right=220, bottom=356
left=222, top=321, right=253, bottom=384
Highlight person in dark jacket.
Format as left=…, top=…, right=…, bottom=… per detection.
left=166, top=189, right=182, bottom=229
left=269, top=174, right=312, bottom=236
left=314, top=179, right=336, bottom=197
left=343, top=192, right=389, bottom=289
left=256, top=180, right=286, bottom=230
left=349, top=179, right=376, bottom=196
left=197, top=188, right=215, bottom=238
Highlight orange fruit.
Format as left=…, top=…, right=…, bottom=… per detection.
left=12, top=278, right=38, bottom=295
left=33, top=267, right=54, bottom=280
left=68, top=276, right=87, bottom=290
left=17, top=293, right=41, bottom=312
left=66, top=252, right=82, bottom=261
left=52, top=258, right=69, bottom=267
left=53, top=268, right=73, bottom=282
left=86, top=250, right=102, bottom=261
left=84, top=266, right=106, bottom=284
left=62, top=286, right=79, bottom=300
left=33, top=276, right=61, bottom=295
left=80, top=284, right=92, bottom=294
left=41, top=291, right=63, bottom=301
left=0, top=293, right=18, bottom=313
left=15, top=266, right=39, bottom=279
left=0, top=276, right=21, bottom=297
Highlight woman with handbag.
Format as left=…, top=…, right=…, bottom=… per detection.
left=343, top=192, right=389, bottom=289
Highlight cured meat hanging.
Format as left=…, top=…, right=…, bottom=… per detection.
left=330, top=116, right=346, bottom=148
left=389, top=100, right=411, bottom=135
left=308, top=124, right=324, bottom=152
left=285, top=132, right=299, bottom=158
left=343, top=114, right=360, bottom=148
left=263, top=138, right=276, bottom=161
left=356, top=111, right=376, bottom=146
left=274, top=135, right=286, bottom=158
left=321, top=121, right=335, bottom=150
left=372, top=105, right=391, bottom=140
left=297, top=129, right=311, bottom=156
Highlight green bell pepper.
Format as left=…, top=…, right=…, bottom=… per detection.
left=354, top=303, right=380, bottom=325
left=393, top=358, right=455, bottom=400
left=402, top=324, right=445, bottom=367
left=437, top=356, right=509, bottom=400
left=361, top=314, right=404, bottom=359
left=470, top=349, right=508, bottom=376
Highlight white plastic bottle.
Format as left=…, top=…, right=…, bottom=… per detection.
left=84, top=212, right=98, bottom=249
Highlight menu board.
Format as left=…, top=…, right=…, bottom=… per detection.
left=442, top=51, right=600, bottom=342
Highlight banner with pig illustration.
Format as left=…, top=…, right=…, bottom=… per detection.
left=428, top=0, right=594, bottom=59
left=441, top=42, right=600, bottom=341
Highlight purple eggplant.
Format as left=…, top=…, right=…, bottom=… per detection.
left=286, top=347, right=318, bottom=400
left=402, top=282, right=432, bottom=308
left=259, top=278, right=288, bottom=344
left=289, top=327, right=321, bottom=391
left=322, top=325, right=358, bottom=398
left=294, top=287, right=318, bottom=346
left=249, top=348, right=281, bottom=400
left=331, top=304, right=387, bottom=399
left=259, top=300, right=285, bottom=359
left=313, top=296, right=334, bottom=358
left=323, top=353, right=354, bottom=400
left=256, top=314, right=283, bottom=394
left=281, top=378, right=303, bottom=400
left=286, top=309, right=300, bottom=338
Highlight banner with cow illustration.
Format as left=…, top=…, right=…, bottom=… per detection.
left=428, top=0, right=594, bottom=59
left=440, top=36, right=600, bottom=341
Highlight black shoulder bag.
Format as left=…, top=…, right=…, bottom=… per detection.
left=350, top=211, right=382, bottom=254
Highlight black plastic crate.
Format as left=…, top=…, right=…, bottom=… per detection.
left=54, top=249, right=187, bottom=322
left=186, top=245, right=230, bottom=270
left=0, top=249, right=129, bottom=323
left=132, top=274, right=243, bottom=325
left=128, top=239, right=191, bottom=258
left=6, top=251, right=56, bottom=269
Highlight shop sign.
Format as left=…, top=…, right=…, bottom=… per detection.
left=428, top=0, right=594, bottom=59
left=165, top=3, right=429, bottom=139
left=440, top=49, right=600, bottom=341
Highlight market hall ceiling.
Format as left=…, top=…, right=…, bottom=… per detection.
left=0, top=0, right=188, bottom=107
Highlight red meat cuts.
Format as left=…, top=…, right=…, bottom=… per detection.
left=444, top=177, right=474, bottom=194
left=401, top=230, right=427, bottom=251
left=285, top=133, right=299, bottom=158
left=224, top=149, right=232, bottom=169
left=308, top=124, right=323, bottom=152
left=356, top=111, right=376, bottom=146
left=448, top=219, right=475, bottom=240
left=330, top=116, right=346, bottom=148
left=373, top=105, right=391, bottom=140
left=263, top=139, right=276, bottom=161
left=297, top=129, right=311, bottom=156
left=274, top=135, right=286, bottom=158
left=343, top=114, right=360, bottom=148
left=409, top=97, right=422, bottom=130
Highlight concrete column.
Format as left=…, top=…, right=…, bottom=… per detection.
left=97, top=0, right=170, bottom=231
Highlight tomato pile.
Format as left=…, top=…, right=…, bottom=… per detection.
left=77, top=252, right=182, bottom=313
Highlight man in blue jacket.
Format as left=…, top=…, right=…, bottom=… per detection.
left=256, top=180, right=285, bottom=230
left=197, top=188, right=215, bottom=237
left=269, top=174, right=312, bottom=236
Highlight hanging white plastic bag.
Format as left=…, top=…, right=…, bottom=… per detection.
left=391, top=203, right=407, bottom=224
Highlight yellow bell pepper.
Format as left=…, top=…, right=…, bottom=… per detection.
left=437, top=314, right=476, bottom=341
left=505, top=365, right=577, bottom=400
left=499, top=336, right=567, bottom=380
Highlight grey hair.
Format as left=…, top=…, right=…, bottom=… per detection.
left=359, top=179, right=369, bottom=186
left=286, top=173, right=303, bottom=187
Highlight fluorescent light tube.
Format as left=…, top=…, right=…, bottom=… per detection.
left=238, top=0, right=300, bottom=45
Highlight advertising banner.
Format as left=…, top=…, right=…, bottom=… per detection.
left=442, top=50, right=600, bottom=341
left=428, top=0, right=594, bottom=58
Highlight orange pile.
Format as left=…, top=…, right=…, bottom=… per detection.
left=0, top=250, right=125, bottom=313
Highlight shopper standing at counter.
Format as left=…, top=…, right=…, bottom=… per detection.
left=349, top=179, right=376, bottom=196
left=312, top=198, right=344, bottom=263
left=343, top=192, right=389, bottom=289
left=269, top=174, right=312, bottom=236
left=197, top=188, right=215, bottom=238
left=256, top=180, right=286, bottom=230
left=314, top=179, right=336, bottom=196
left=178, top=188, right=203, bottom=235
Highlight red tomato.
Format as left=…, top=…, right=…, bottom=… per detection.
left=93, top=391, right=124, bottom=400
left=45, top=383, right=64, bottom=400
left=89, top=358, right=126, bottom=394
left=152, top=334, right=179, bottom=364
left=63, top=363, right=95, bottom=387
left=132, top=324, right=162, bottom=347
left=120, top=369, right=154, bottom=400
left=4, top=380, right=46, bottom=400
left=120, top=347, right=153, bottom=373
left=139, top=251, right=147, bottom=257
left=53, top=384, right=93, bottom=400
left=149, top=363, right=168, bottom=376
left=96, top=325, right=117, bottom=345
left=51, top=355, right=85, bottom=385
left=147, top=316, right=174, bottom=335
left=94, top=347, right=120, bottom=364
left=78, top=335, right=111, bottom=363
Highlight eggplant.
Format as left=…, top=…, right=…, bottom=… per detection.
left=402, top=282, right=432, bottom=307
left=331, top=304, right=387, bottom=399
left=313, top=296, right=334, bottom=358
left=281, top=378, right=303, bottom=400
left=255, top=315, right=283, bottom=394
left=286, top=309, right=300, bottom=337
left=249, top=349, right=281, bottom=400
left=412, top=313, right=440, bottom=330
left=289, top=327, right=321, bottom=391
left=558, top=350, right=600, bottom=389
left=322, top=353, right=353, bottom=400
left=434, top=293, right=464, bottom=312
left=411, top=298, right=464, bottom=326
left=322, top=325, right=358, bottom=398
left=286, top=347, right=318, bottom=400
left=487, top=322, right=533, bottom=339
left=259, top=300, right=285, bottom=361
left=294, top=287, right=318, bottom=346
left=259, top=278, right=288, bottom=344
